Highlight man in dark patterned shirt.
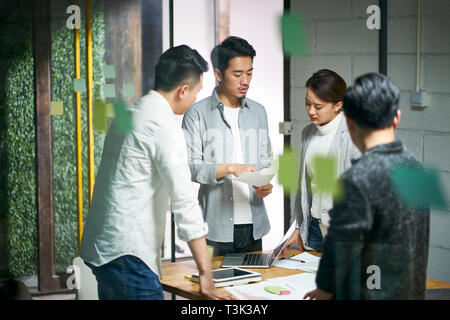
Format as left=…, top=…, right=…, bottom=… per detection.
left=306, top=73, right=430, bottom=300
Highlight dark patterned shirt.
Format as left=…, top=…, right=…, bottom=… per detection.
left=316, top=140, right=430, bottom=299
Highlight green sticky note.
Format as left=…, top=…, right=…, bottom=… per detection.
left=105, top=103, right=115, bottom=118
left=113, top=101, right=132, bottom=134
left=313, top=156, right=344, bottom=201
left=104, top=65, right=115, bottom=79
left=392, top=165, right=448, bottom=210
left=122, top=83, right=134, bottom=98
left=50, top=101, right=63, bottom=116
left=280, top=12, right=309, bottom=57
left=104, top=84, right=116, bottom=98
left=74, top=78, right=86, bottom=92
left=93, top=99, right=108, bottom=132
left=277, top=146, right=301, bottom=194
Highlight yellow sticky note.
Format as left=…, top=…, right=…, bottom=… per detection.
left=51, top=101, right=63, bottom=116
left=105, top=103, right=115, bottom=118
left=93, top=99, right=108, bottom=132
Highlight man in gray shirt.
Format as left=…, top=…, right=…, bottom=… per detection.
left=182, top=36, right=273, bottom=256
left=306, top=73, right=430, bottom=300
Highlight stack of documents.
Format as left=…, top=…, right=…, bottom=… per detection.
left=273, top=252, right=321, bottom=273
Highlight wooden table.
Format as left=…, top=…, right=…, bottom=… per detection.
left=161, top=249, right=450, bottom=300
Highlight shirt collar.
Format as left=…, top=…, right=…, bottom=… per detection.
left=352, top=140, right=404, bottom=165
left=148, top=90, right=175, bottom=115
left=211, top=87, right=249, bottom=111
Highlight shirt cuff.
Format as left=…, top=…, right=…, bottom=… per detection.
left=177, top=222, right=209, bottom=242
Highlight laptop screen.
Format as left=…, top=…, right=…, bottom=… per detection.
left=271, top=220, right=297, bottom=261
left=272, top=239, right=288, bottom=259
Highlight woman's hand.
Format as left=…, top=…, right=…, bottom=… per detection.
left=283, top=228, right=305, bottom=253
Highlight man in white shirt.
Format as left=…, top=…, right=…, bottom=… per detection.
left=80, top=45, right=233, bottom=300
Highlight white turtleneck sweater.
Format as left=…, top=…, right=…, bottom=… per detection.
left=305, top=111, right=343, bottom=220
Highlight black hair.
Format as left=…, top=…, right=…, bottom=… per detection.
left=154, top=45, right=208, bottom=92
left=305, top=69, right=347, bottom=104
left=211, top=36, right=256, bottom=74
left=343, top=72, right=400, bottom=129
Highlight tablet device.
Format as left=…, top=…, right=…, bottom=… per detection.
left=191, top=268, right=261, bottom=287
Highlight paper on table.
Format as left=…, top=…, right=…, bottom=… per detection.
left=234, top=167, right=276, bottom=187
left=273, top=252, right=321, bottom=272
left=225, top=272, right=316, bottom=300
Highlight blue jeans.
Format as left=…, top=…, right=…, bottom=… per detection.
left=85, top=255, right=164, bottom=300
left=308, top=218, right=324, bottom=252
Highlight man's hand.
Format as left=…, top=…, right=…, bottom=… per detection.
left=303, top=289, right=316, bottom=300
left=304, top=288, right=334, bottom=300
left=187, top=236, right=235, bottom=300
left=215, top=164, right=257, bottom=179
left=253, top=184, right=273, bottom=198
left=229, top=164, right=258, bottom=177
left=198, top=272, right=235, bottom=300
left=283, top=228, right=305, bottom=253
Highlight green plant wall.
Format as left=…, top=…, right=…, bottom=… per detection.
left=0, top=0, right=106, bottom=278
left=50, top=0, right=105, bottom=274
left=0, top=0, right=37, bottom=278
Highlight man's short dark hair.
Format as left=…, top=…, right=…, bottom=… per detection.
left=154, top=45, right=208, bottom=92
left=211, top=36, right=256, bottom=74
left=343, top=72, right=400, bottom=129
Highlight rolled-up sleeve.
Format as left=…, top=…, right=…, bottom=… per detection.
left=151, top=126, right=208, bottom=242
left=182, top=107, right=223, bottom=185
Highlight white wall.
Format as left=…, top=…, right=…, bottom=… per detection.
left=229, top=0, right=285, bottom=250
left=162, top=0, right=285, bottom=254
left=291, top=0, right=450, bottom=283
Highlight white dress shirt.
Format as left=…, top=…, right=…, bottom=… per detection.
left=80, top=90, right=208, bottom=277
left=223, top=106, right=253, bottom=225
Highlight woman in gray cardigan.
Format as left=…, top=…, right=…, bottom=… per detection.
left=286, top=69, right=360, bottom=252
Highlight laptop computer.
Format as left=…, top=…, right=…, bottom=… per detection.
left=221, top=220, right=296, bottom=268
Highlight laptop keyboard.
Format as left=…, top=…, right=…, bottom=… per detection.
left=242, top=253, right=272, bottom=266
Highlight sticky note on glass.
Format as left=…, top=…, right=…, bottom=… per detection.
left=74, top=78, right=86, bottom=92
left=51, top=101, right=64, bottom=116
left=391, top=165, right=448, bottom=210
left=104, top=65, right=115, bottom=79
left=113, top=101, right=132, bottom=134
left=280, top=12, right=309, bottom=57
left=122, top=83, right=134, bottom=98
left=105, top=103, right=115, bottom=118
left=277, top=146, right=301, bottom=194
left=104, top=84, right=116, bottom=98
left=93, top=99, right=108, bottom=132
left=313, top=156, right=344, bottom=201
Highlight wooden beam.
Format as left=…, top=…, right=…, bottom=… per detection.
left=104, top=0, right=143, bottom=103
left=33, top=0, right=60, bottom=292
left=283, top=0, right=291, bottom=234
left=215, top=0, right=230, bottom=44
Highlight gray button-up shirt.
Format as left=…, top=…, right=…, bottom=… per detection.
left=182, top=88, right=273, bottom=242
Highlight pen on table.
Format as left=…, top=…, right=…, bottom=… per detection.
left=282, top=257, right=306, bottom=263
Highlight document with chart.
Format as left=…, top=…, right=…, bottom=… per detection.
left=225, top=272, right=317, bottom=300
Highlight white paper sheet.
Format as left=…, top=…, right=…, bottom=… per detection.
left=234, top=167, right=276, bottom=187
left=225, top=272, right=317, bottom=300
left=273, top=252, right=321, bottom=272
